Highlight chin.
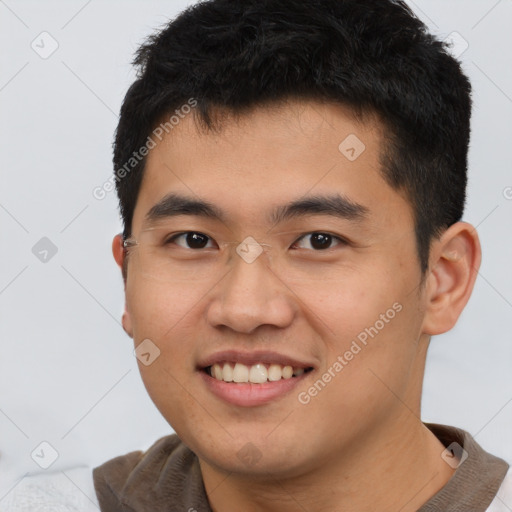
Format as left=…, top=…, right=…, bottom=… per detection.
left=184, top=427, right=315, bottom=479
left=200, top=446, right=311, bottom=480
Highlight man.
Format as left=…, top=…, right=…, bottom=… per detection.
left=91, top=0, right=511, bottom=510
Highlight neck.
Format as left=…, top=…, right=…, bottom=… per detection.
left=199, top=415, right=455, bottom=512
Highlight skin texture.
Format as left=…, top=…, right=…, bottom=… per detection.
left=113, top=99, right=481, bottom=512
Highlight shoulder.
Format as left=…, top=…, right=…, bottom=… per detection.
left=93, top=434, right=207, bottom=511
left=92, top=434, right=184, bottom=491
left=487, top=467, right=512, bottom=511
left=0, top=466, right=99, bottom=512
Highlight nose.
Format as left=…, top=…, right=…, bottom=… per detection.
left=206, top=248, right=296, bottom=334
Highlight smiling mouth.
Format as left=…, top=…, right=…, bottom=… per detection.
left=204, top=362, right=314, bottom=384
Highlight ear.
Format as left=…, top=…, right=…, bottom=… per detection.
left=421, top=222, right=482, bottom=336
left=112, top=234, right=133, bottom=338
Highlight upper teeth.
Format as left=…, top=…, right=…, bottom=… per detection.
left=210, top=362, right=306, bottom=383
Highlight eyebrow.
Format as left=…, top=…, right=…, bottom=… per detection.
left=144, top=192, right=369, bottom=227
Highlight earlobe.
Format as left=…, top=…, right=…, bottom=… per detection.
left=422, top=222, right=482, bottom=336
left=122, top=307, right=134, bottom=338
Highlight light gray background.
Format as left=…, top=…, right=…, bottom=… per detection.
left=1, top=0, right=511, bottom=499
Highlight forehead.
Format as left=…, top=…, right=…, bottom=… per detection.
left=131, top=99, right=413, bottom=234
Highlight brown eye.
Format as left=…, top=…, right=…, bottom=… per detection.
left=293, top=232, right=346, bottom=250
left=310, top=233, right=333, bottom=249
left=168, top=232, right=214, bottom=249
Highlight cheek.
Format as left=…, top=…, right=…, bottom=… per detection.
left=292, top=270, right=400, bottom=342
left=293, top=302, right=420, bottom=444
left=125, top=277, right=209, bottom=342
left=125, top=278, right=207, bottom=395
left=296, top=269, right=421, bottom=393
left=125, top=278, right=206, bottom=430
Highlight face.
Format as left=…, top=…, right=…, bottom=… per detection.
left=121, top=100, right=430, bottom=478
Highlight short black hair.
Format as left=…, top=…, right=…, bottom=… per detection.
left=114, top=0, right=472, bottom=274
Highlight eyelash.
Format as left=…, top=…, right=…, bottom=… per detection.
left=165, top=231, right=349, bottom=251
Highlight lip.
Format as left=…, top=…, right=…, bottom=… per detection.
left=199, top=369, right=311, bottom=407
left=197, top=350, right=315, bottom=370
left=197, top=350, right=316, bottom=407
